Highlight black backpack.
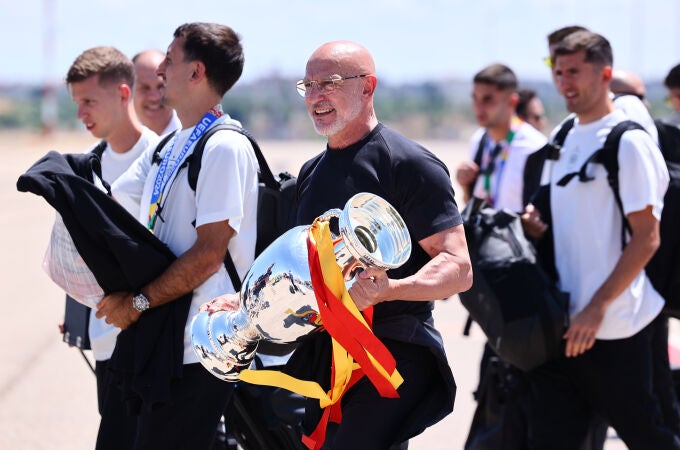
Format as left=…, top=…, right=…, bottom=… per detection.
left=551, top=118, right=680, bottom=317
left=459, top=197, right=570, bottom=371
left=151, top=124, right=297, bottom=292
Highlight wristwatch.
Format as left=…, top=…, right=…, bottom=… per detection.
left=132, top=292, right=150, bottom=312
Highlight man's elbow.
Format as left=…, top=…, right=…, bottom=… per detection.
left=638, top=219, right=661, bottom=259
left=647, top=230, right=661, bottom=259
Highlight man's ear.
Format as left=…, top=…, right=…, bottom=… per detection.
left=191, top=61, right=206, bottom=81
left=602, top=65, right=613, bottom=84
left=118, top=83, right=132, bottom=102
left=364, top=75, right=377, bottom=96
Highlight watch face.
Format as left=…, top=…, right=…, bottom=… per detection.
left=133, top=293, right=149, bottom=311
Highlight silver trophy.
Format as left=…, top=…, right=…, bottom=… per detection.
left=191, top=192, right=412, bottom=381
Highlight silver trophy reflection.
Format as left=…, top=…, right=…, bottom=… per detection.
left=191, top=192, right=412, bottom=381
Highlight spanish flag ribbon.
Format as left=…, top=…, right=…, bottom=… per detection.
left=237, top=217, right=403, bottom=450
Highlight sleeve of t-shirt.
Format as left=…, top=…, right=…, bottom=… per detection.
left=194, top=131, right=258, bottom=232
left=110, top=144, right=154, bottom=222
left=614, top=95, right=659, bottom=144
left=618, top=129, right=669, bottom=220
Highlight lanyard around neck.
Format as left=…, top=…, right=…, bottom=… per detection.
left=147, top=105, right=223, bottom=231
left=481, top=117, right=522, bottom=205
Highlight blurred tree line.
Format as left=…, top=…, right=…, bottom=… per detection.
left=0, top=75, right=673, bottom=139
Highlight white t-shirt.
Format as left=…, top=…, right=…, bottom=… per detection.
left=612, top=93, right=658, bottom=144
left=468, top=121, right=547, bottom=212
left=161, top=111, right=182, bottom=136
left=547, top=109, right=669, bottom=339
left=112, top=114, right=259, bottom=364
left=553, top=93, right=658, bottom=147
left=89, top=126, right=159, bottom=361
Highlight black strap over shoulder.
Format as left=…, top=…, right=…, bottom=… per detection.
left=522, top=142, right=562, bottom=208
left=473, top=131, right=488, bottom=167
left=464, top=132, right=489, bottom=196
left=187, top=123, right=280, bottom=192
left=556, top=120, right=646, bottom=248
left=551, top=117, right=576, bottom=150
left=90, top=140, right=110, bottom=195
left=596, top=120, right=646, bottom=248
left=149, top=123, right=285, bottom=292
left=181, top=123, right=279, bottom=293
left=151, top=131, right=178, bottom=165
left=91, top=140, right=108, bottom=159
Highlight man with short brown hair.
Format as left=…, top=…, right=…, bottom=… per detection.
left=526, top=31, right=679, bottom=450
left=65, top=45, right=159, bottom=450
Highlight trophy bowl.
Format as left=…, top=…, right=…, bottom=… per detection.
left=191, top=192, right=412, bottom=381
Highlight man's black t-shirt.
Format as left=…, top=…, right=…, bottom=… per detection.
left=295, top=123, right=463, bottom=320
left=291, top=124, right=461, bottom=442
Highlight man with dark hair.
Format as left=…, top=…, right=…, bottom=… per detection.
left=525, top=30, right=680, bottom=450
left=132, top=49, right=181, bottom=136
left=664, top=63, right=680, bottom=126
left=545, top=25, right=588, bottom=67
left=457, top=64, right=547, bottom=211
left=545, top=25, right=658, bottom=142
left=62, top=46, right=160, bottom=450
left=101, top=23, right=259, bottom=450
left=517, top=88, right=547, bottom=133
left=548, top=29, right=680, bottom=448
left=457, top=63, right=547, bottom=450
left=173, top=22, right=244, bottom=95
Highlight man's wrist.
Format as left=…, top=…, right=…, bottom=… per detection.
left=132, top=291, right=151, bottom=312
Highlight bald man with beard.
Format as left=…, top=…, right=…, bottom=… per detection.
left=291, top=40, right=472, bottom=450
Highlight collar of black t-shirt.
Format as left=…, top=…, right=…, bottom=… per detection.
left=326, top=123, right=384, bottom=152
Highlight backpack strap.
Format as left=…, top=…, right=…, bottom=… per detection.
left=473, top=131, right=488, bottom=167
left=522, top=143, right=555, bottom=207
left=151, top=131, right=178, bottom=165
left=552, top=117, right=576, bottom=150
left=556, top=120, right=646, bottom=249
left=184, top=122, right=274, bottom=293
left=596, top=120, right=646, bottom=249
left=90, top=140, right=110, bottom=194
left=461, top=132, right=489, bottom=197
left=91, top=140, right=108, bottom=159
left=188, top=123, right=279, bottom=192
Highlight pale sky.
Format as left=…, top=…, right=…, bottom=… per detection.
left=2, top=0, right=679, bottom=86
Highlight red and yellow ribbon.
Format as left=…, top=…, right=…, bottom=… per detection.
left=237, top=217, right=403, bottom=449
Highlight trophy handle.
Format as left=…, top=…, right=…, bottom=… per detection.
left=316, top=208, right=343, bottom=240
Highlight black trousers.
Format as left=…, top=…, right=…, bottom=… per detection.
left=585, top=314, right=680, bottom=449
left=526, top=320, right=680, bottom=450
left=320, top=339, right=438, bottom=450
left=465, top=344, right=530, bottom=450
left=652, top=315, right=680, bottom=435
left=96, top=363, right=233, bottom=450
left=95, top=360, right=138, bottom=450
